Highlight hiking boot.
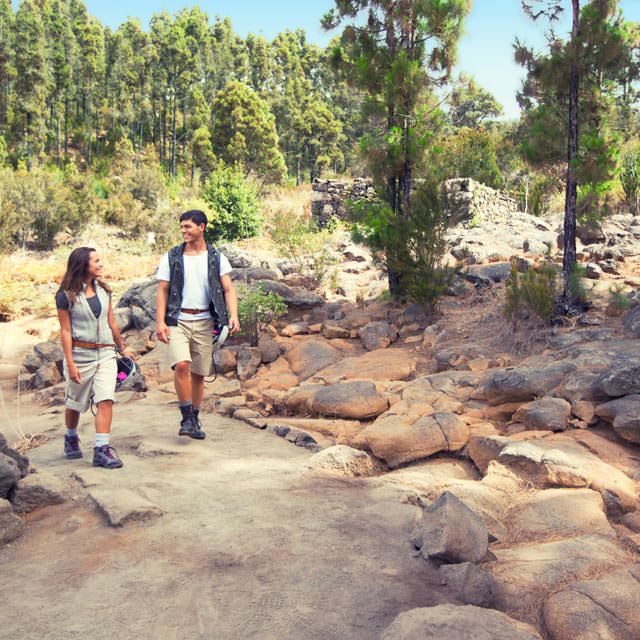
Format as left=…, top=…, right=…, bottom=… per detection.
left=190, top=408, right=206, bottom=440
left=178, top=415, right=196, bottom=437
left=92, top=445, right=123, bottom=469
left=64, top=434, right=82, bottom=459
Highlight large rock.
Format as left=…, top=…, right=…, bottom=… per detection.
left=511, top=396, right=571, bottom=431
left=258, top=336, right=281, bottom=364
left=308, top=445, right=374, bottom=477
left=439, top=562, right=496, bottom=607
left=411, top=491, right=488, bottom=564
left=507, top=488, right=615, bottom=539
left=252, top=280, right=324, bottom=309
left=0, top=433, right=29, bottom=476
left=10, top=470, right=67, bottom=514
left=380, top=604, right=542, bottom=640
left=33, top=339, right=64, bottom=364
left=213, top=347, right=238, bottom=374
left=236, top=346, right=262, bottom=380
left=284, top=339, right=340, bottom=381
left=622, top=304, right=640, bottom=336
left=595, top=394, right=640, bottom=443
left=543, top=564, right=640, bottom=640
left=498, top=438, right=637, bottom=515
left=472, top=362, right=575, bottom=405
left=314, top=348, right=416, bottom=381
left=309, top=382, right=388, bottom=420
left=355, top=411, right=469, bottom=468
left=88, top=487, right=163, bottom=526
left=358, top=321, right=398, bottom=350
left=0, top=498, right=23, bottom=545
left=489, top=535, right=629, bottom=614
left=115, top=278, right=158, bottom=325
left=598, top=356, right=640, bottom=397
left=0, top=452, right=21, bottom=499
left=467, top=435, right=509, bottom=474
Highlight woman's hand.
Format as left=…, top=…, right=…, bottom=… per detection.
left=122, top=350, right=137, bottom=362
left=68, top=363, right=82, bottom=384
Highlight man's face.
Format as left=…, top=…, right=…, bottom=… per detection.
left=180, top=219, right=205, bottom=243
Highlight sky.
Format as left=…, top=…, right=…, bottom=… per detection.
left=76, top=0, right=640, bottom=120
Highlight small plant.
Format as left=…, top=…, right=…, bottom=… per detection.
left=238, top=285, right=287, bottom=346
left=504, top=256, right=558, bottom=323
left=566, top=261, right=590, bottom=304
left=328, top=267, right=341, bottom=293
left=607, top=283, right=631, bottom=315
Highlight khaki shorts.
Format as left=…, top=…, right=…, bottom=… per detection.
left=64, top=354, right=117, bottom=413
left=169, top=318, right=214, bottom=376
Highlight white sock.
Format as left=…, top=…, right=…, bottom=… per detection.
left=95, top=433, right=110, bottom=448
left=66, top=428, right=78, bottom=437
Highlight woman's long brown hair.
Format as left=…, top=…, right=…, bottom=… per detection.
left=56, top=247, right=111, bottom=308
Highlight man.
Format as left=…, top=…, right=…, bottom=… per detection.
left=156, top=210, right=240, bottom=439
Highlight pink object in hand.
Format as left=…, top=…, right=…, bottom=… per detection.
left=117, top=371, right=127, bottom=381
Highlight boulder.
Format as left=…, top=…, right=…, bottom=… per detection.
left=358, top=321, right=398, bottom=350
left=439, top=562, right=496, bottom=607
left=543, top=564, right=640, bottom=640
left=310, top=382, right=388, bottom=420
left=213, top=348, right=238, bottom=374
left=308, top=445, right=374, bottom=477
left=0, top=498, right=23, bottom=545
left=22, top=352, right=43, bottom=373
left=0, top=453, right=21, bottom=499
left=115, top=278, right=158, bottom=322
left=33, top=339, right=63, bottom=364
left=281, top=322, right=310, bottom=337
left=466, top=435, right=510, bottom=474
left=595, top=394, right=640, bottom=444
left=253, top=280, right=324, bottom=309
left=411, top=491, right=488, bottom=564
left=314, top=348, right=416, bottom=382
left=236, top=346, right=262, bottom=380
left=88, top=487, right=163, bottom=526
left=355, top=411, right=469, bottom=468
left=498, top=439, right=637, bottom=515
left=130, top=305, right=153, bottom=329
left=511, top=396, right=571, bottom=431
left=31, top=362, right=63, bottom=390
left=380, top=604, right=542, bottom=640
left=113, top=307, right=133, bottom=332
left=622, top=304, right=640, bottom=336
left=322, top=324, right=350, bottom=339
left=435, top=348, right=469, bottom=372
left=284, top=339, right=340, bottom=381
left=218, top=244, right=255, bottom=268
left=491, top=534, right=629, bottom=615
left=0, top=433, right=29, bottom=476
left=467, top=262, right=512, bottom=282
left=233, top=265, right=281, bottom=282
left=598, top=356, right=640, bottom=397
left=258, top=336, right=281, bottom=364
left=10, top=470, right=67, bottom=514
left=508, top=488, right=615, bottom=539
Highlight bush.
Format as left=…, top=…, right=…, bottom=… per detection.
left=202, top=164, right=262, bottom=242
left=237, top=285, right=287, bottom=346
left=620, top=146, right=640, bottom=214
left=607, top=283, right=631, bottom=315
left=504, top=257, right=558, bottom=323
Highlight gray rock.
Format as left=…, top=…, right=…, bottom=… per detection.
left=466, top=435, right=509, bottom=474
left=595, top=394, right=640, bottom=443
left=435, top=348, right=469, bottom=372
left=397, top=303, right=428, bottom=327
left=253, top=280, right=324, bottom=309
left=0, top=453, right=21, bottom=499
left=22, top=352, right=43, bottom=374
left=88, top=487, right=163, bottom=526
left=0, top=498, right=24, bottom=545
left=310, top=381, right=388, bottom=420
left=0, top=433, right=29, bottom=477
left=411, top=491, right=488, bottom=564
left=31, top=362, right=63, bottom=390
left=322, top=324, right=350, bottom=339
left=467, top=262, right=512, bottom=282
left=440, top=562, right=496, bottom=607
left=236, top=346, right=262, bottom=380
left=308, top=445, right=374, bottom=477
left=213, top=348, right=237, bottom=374
left=129, top=305, right=153, bottom=329
left=233, top=265, right=281, bottom=282
left=358, top=321, right=398, bottom=350
left=622, top=304, right=640, bottom=336
left=584, top=262, right=602, bottom=279
left=34, top=339, right=63, bottom=363
left=115, top=278, right=158, bottom=322
left=217, top=244, right=255, bottom=268
left=285, top=340, right=340, bottom=381
left=380, top=604, right=542, bottom=640
left=258, top=336, right=281, bottom=364
left=10, top=471, right=67, bottom=514
left=511, top=396, right=571, bottom=431
left=598, top=357, right=640, bottom=396
left=113, top=307, right=133, bottom=332
left=281, top=321, right=310, bottom=337
left=543, top=564, right=640, bottom=640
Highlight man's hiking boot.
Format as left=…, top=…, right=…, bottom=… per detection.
left=191, top=408, right=206, bottom=440
left=64, top=434, right=82, bottom=459
left=178, top=405, right=205, bottom=439
left=92, top=445, right=123, bottom=469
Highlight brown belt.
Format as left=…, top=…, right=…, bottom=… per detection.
left=181, top=308, right=209, bottom=314
left=72, top=339, right=114, bottom=349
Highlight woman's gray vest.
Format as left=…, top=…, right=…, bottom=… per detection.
left=69, top=282, right=115, bottom=362
left=165, top=243, right=229, bottom=327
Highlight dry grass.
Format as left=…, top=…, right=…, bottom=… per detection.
left=12, top=433, right=49, bottom=454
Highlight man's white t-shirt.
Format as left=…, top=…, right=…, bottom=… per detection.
left=156, top=250, right=232, bottom=322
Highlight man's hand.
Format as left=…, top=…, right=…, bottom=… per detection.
left=156, top=322, right=170, bottom=344
left=68, top=363, right=82, bottom=384
left=228, top=316, right=240, bottom=335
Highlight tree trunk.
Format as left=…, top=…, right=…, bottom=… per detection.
left=563, top=0, right=580, bottom=297
left=171, top=76, right=177, bottom=177
left=26, top=113, right=31, bottom=172
left=56, top=116, right=60, bottom=168
left=64, top=98, right=68, bottom=157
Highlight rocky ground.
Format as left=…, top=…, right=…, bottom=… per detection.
left=2, top=208, right=640, bottom=639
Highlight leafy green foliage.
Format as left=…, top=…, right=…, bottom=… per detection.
left=503, top=257, right=558, bottom=323
left=566, top=261, right=590, bottom=304
left=238, top=285, right=288, bottom=346
left=620, top=146, right=640, bottom=215
left=608, top=283, right=631, bottom=314
left=202, top=164, right=262, bottom=242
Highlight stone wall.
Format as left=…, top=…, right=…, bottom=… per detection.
left=443, top=178, right=518, bottom=225
left=311, top=178, right=375, bottom=226
left=312, top=176, right=519, bottom=227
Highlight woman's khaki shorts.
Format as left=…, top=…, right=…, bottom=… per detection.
left=64, top=354, right=117, bottom=413
left=168, top=318, right=214, bottom=376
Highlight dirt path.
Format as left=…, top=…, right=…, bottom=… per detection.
left=1, top=389, right=455, bottom=640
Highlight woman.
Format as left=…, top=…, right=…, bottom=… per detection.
left=56, top=247, right=135, bottom=468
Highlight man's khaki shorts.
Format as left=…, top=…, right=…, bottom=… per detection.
left=169, top=318, right=214, bottom=376
left=64, top=355, right=117, bottom=413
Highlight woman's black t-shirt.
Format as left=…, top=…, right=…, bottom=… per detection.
left=55, top=291, right=101, bottom=319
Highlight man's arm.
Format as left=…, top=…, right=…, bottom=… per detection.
left=220, top=273, right=240, bottom=334
left=156, top=280, right=171, bottom=343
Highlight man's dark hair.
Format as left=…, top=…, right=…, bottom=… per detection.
left=180, top=209, right=208, bottom=227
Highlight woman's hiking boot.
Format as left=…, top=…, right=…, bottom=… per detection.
left=64, top=434, right=82, bottom=459
left=92, top=445, right=123, bottom=468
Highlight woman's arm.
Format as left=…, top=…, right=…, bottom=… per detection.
left=107, top=299, right=136, bottom=361
left=58, top=308, right=81, bottom=383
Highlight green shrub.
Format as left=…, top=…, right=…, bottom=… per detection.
left=202, top=164, right=262, bottom=242
left=620, top=147, right=640, bottom=214
left=238, top=285, right=287, bottom=346
left=504, top=257, right=558, bottom=323
left=566, top=262, right=590, bottom=304
left=608, top=283, right=631, bottom=314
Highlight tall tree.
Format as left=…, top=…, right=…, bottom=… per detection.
left=323, top=0, right=471, bottom=294
left=0, top=0, right=13, bottom=127
left=517, top=0, right=639, bottom=296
